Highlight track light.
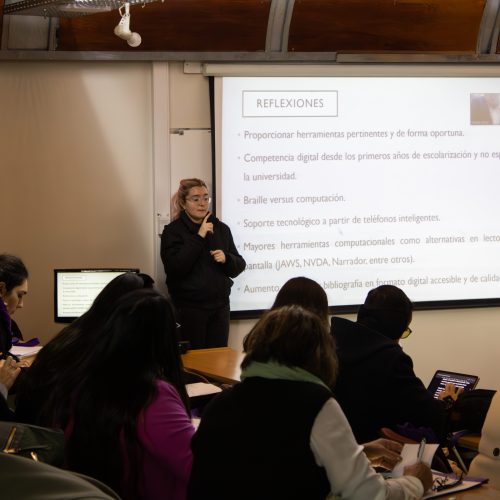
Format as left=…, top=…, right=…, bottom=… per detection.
left=114, top=2, right=141, bottom=48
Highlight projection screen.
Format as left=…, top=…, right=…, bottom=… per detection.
left=210, top=66, right=500, bottom=316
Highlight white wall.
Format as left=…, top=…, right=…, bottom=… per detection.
left=0, top=61, right=155, bottom=342
left=1, top=61, right=499, bottom=391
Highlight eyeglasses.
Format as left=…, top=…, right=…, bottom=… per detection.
left=432, top=473, right=463, bottom=492
left=401, top=327, right=412, bottom=339
left=186, top=196, right=211, bottom=204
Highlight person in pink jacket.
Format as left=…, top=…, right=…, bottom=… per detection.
left=64, top=288, right=194, bottom=500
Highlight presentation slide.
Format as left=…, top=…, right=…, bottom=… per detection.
left=215, top=75, right=500, bottom=314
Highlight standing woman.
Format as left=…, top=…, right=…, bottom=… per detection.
left=0, top=254, right=28, bottom=358
left=160, top=178, right=246, bottom=349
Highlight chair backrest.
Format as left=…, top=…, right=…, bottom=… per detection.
left=0, top=453, right=122, bottom=499
left=469, top=392, right=500, bottom=488
left=183, top=369, right=211, bottom=384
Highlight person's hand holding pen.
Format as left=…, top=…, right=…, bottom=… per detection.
left=404, top=462, right=433, bottom=492
left=402, top=438, right=433, bottom=492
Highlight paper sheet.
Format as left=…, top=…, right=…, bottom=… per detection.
left=186, top=382, right=222, bottom=398
left=9, top=344, right=43, bottom=358
left=391, top=443, right=439, bottom=477
left=389, top=444, right=487, bottom=498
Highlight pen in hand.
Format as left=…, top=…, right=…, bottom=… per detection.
left=417, top=437, right=426, bottom=463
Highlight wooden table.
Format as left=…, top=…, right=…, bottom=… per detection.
left=182, top=347, right=243, bottom=385
left=445, top=484, right=500, bottom=498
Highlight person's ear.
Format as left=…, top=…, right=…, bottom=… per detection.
left=0, top=282, right=6, bottom=298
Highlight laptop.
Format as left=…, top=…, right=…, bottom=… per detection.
left=427, top=370, right=479, bottom=400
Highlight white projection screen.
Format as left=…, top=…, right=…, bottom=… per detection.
left=211, top=66, right=500, bottom=317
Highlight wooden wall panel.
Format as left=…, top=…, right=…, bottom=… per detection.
left=58, top=0, right=271, bottom=51
left=0, top=0, right=4, bottom=45
left=288, top=0, right=486, bottom=53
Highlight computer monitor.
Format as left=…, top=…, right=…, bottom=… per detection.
left=54, top=268, right=139, bottom=323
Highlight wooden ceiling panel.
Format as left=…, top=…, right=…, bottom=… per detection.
left=288, top=0, right=486, bottom=53
left=58, top=0, right=271, bottom=51
left=0, top=0, right=4, bottom=44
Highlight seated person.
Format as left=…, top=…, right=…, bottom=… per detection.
left=271, top=276, right=330, bottom=323
left=15, top=272, right=154, bottom=425
left=331, top=284, right=460, bottom=444
left=188, top=305, right=432, bottom=499
left=0, top=254, right=29, bottom=358
left=63, top=289, right=193, bottom=500
left=272, top=276, right=406, bottom=470
left=16, top=273, right=195, bottom=500
left=0, top=355, right=22, bottom=420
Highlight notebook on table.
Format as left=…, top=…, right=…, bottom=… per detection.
left=427, top=370, right=479, bottom=400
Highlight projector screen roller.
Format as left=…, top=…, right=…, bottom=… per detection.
left=214, top=74, right=500, bottom=315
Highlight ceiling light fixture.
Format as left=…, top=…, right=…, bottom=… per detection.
left=4, top=0, right=160, bottom=19
left=113, top=2, right=141, bottom=47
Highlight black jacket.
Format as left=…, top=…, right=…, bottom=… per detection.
left=160, top=211, right=246, bottom=308
left=0, top=303, right=13, bottom=358
left=331, top=316, right=447, bottom=443
left=0, top=388, right=15, bottom=421
left=188, top=378, right=331, bottom=500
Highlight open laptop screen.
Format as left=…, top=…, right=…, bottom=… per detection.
left=427, top=370, right=479, bottom=400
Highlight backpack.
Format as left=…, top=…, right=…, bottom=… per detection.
left=448, top=389, right=497, bottom=433
left=0, top=421, right=65, bottom=466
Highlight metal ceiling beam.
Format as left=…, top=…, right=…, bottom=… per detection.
left=477, top=0, right=500, bottom=53
left=0, top=49, right=339, bottom=61
left=1, top=50, right=500, bottom=63
left=265, top=0, right=295, bottom=53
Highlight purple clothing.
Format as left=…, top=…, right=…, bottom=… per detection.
left=0, top=300, right=13, bottom=355
left=136, top=380, right=195, bottom=500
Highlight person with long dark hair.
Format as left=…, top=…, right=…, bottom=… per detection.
left=0, top=254, right=29, bottom=358
left=160, top=178, right=246, bottom=349
left=15, top=272, right=155, bottom=425
left=188, top=306, right=432, bottom=499
left=65, top=288, right=193, bottom=500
